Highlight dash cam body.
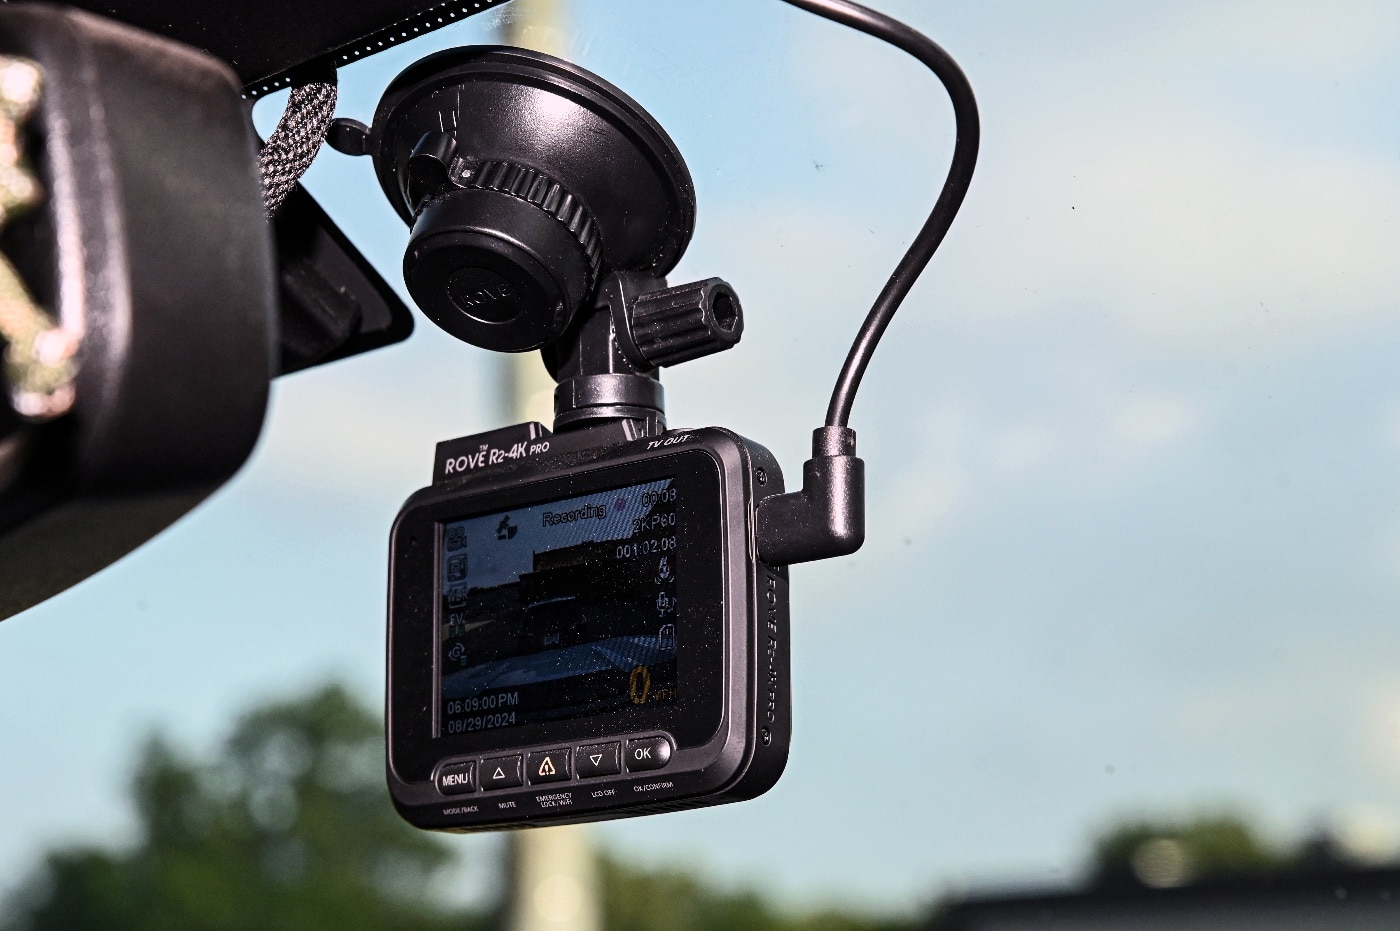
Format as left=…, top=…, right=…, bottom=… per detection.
left=387, top=422, right=791, bottom=830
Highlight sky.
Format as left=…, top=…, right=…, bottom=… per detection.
left=3, top=0, right=1400, bottom=919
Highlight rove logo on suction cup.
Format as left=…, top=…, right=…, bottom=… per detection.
left=447, top=267, right=521, bottom=324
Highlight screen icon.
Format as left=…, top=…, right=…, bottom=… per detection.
left=446, top=554, right=468, bottom=581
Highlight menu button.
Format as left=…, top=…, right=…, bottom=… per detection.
left=436, top=761, right=476, bottom=796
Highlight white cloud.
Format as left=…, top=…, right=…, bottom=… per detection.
left=871, top=462, right=969, bottom=543
left=247, top=341, right=503, bottom=506
left=663, top=202, right=899, bottom=463
left=983, top=127, right=1400, bottom=348
left=788, top=2, right=1400, bottom=355
left=990, top=422, right=1059, bottom=474
left=1363, top=688, right=1400, bottom=778
left=1332, top=805, right=1400, bottom=864
left=1163, top=0, right=1400, bottom=74
left=1380, top=403, right=1400, bottom=454
left=1111, top=394, right=1196, bottom=450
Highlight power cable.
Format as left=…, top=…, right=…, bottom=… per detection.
left=778, top=0, right=980, bottom=427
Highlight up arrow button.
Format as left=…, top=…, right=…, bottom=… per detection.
left=479, top=754, right=523, bottom=789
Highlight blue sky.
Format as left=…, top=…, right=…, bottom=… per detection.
left=3, top=0, right=1400, bottom=918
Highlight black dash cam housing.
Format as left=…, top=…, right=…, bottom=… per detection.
left=387, top=424, right=790, bottom=831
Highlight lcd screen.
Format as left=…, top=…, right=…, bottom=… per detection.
left=438, top=478, right=681, bottom=736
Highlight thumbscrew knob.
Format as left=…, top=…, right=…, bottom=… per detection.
left=626, top=278, right=744, bottom=368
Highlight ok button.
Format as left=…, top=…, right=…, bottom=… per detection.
left=625, top=736, right=673, bottom=772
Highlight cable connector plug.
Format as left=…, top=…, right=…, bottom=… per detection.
left=756, top=426, right=865, bottom=566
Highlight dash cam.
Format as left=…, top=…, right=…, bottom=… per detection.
left=388, top=422, right=790, bottom=830
left=354, top=45, right=817, bottom=830
left=359, top=0, right=980, bottom=832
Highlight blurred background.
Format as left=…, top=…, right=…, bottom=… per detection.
left=4, top=0, right=1400, bottom=927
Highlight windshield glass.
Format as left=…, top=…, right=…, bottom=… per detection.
left=3, top=0, right=1399, bottom=924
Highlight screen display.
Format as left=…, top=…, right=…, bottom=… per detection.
left=438, top=479, right=682, bottom=737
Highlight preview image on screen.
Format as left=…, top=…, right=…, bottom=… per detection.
left=438, top=478, right=682, bottom=736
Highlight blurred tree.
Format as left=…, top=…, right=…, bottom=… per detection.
left=599, top=855, right=915, bottom=931
left=1089, top=814, right=1289, bottom=889
left=1, top=684, right=483, bottom=931
left=0, top=684, right=912, bottom=930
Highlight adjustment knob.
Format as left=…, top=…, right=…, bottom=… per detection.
left=626, top=278, right=743, bottom=368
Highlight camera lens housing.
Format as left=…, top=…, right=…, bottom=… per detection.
left=404, top=185, right=592, bottom=351
left=361, top=46, right=697, bottom=353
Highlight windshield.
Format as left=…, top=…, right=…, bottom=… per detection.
left=2, top=0, right=1399, bottom=924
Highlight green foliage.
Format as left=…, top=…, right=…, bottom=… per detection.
left=2, top=683, right=481, bottom=931
left=1, top=684, right=910, bottom=930
left=598, top=855, right=915, bottom=931
left=1090, top=813, right=1289, bottom=887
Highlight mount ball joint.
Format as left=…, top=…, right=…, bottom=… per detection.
left=328, top=46, right=701, bottom=354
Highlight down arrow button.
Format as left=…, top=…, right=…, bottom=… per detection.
left=576, top=742, right=621, bottom=778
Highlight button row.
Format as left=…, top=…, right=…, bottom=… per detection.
left=436, top=736, right=672, bottom=796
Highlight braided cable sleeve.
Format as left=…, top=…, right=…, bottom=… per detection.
left=259, top=72, right=338, bottom=217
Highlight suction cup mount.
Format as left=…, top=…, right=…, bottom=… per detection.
left=332, top=46, right=697, bottom=353
left=331, top=45, right=745, bottom=434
